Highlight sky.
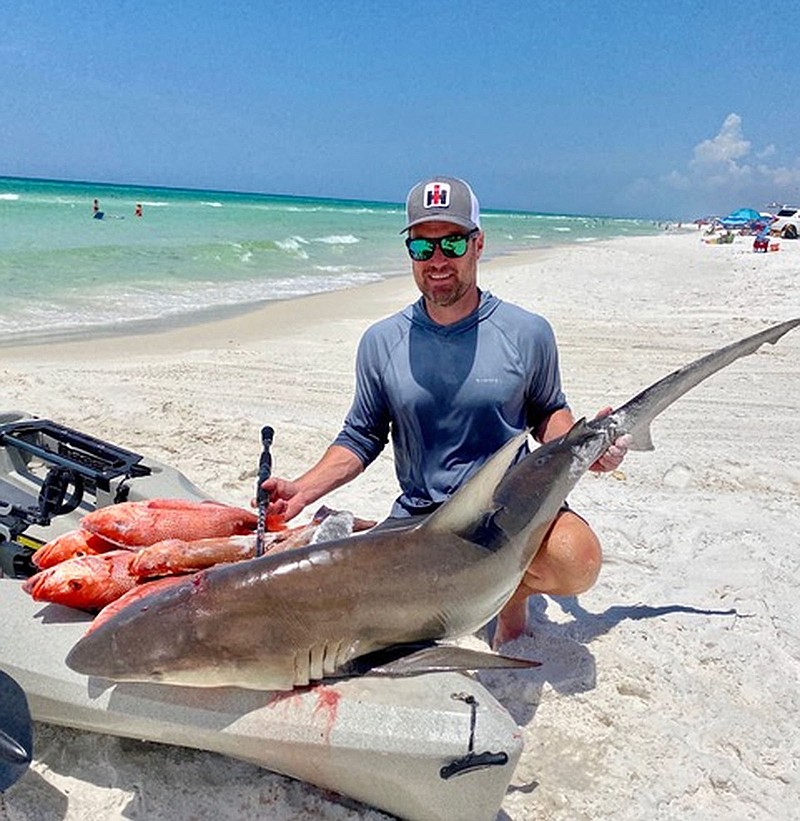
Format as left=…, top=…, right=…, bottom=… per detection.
left=2, top=1, right=799, bottom=220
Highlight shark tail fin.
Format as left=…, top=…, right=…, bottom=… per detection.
left=626, top=426, right=655, bottom=452
left=612, top=318, right=800, bottom=452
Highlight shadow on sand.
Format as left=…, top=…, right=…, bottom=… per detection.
left=478, top=595, right=742, bottom=729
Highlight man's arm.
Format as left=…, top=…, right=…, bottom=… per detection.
left=263, top=444, right=365, bottom=521
left=534, top=407, right=575, bottom=443
left=535, top=407, right=628, bottom=473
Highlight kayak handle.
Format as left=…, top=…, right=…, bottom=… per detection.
left=439, top=692, right=509, bottom=780
left=440, top=750, right=509, bottom=779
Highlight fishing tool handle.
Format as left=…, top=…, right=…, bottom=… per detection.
left=255, top=426, right=274, bottom=558
left=256, top=426, right=275, bottom=505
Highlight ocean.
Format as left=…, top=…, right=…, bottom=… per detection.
left=0, top=176, right=661, bottom=344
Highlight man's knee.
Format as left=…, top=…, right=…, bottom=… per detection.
left=522, top=511, right=602, bottom=596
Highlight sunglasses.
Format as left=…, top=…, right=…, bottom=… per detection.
left=405, top=230, right=479, bottom=262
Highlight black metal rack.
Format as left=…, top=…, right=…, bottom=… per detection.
left=0, top=419, right=151, bottom=576
left=0, top=419, right=149, bottom=491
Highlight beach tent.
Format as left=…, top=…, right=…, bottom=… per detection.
left=720, top=207, right=761, bottom=227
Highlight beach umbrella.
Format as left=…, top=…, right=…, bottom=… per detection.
left=720, top=207, right=761, bottom=227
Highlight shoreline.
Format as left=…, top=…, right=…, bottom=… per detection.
left=1, top=242, right=565, bottom=361
left=0, top=231, right=672, bottom=361
left=3, top=173, right=668, bottom=354
left=0, top=273, right=416, bottom=360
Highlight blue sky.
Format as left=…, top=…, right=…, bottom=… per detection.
left=2, top=1, right=798, bottom=219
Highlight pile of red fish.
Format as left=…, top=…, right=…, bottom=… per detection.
left=21, top=498, right=329, bottom=612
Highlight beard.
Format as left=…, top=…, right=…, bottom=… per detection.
left=418, top=267, right=471, bottom=308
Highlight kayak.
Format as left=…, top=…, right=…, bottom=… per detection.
left=0, top=413, right=524, bottom=819
left=0, top=579, right=522, bottom=820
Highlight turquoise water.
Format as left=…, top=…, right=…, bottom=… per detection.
left=0, top=176, right=661, bottom=343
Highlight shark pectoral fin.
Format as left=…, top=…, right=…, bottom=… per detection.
left=423, top=430, right=531, bottom=533
left=330, top=642, right=540, bottom=680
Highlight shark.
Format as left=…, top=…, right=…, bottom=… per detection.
left=66, top=318, right=800, bottom=691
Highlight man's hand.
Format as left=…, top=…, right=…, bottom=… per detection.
left=590, top=406, right=630, bottom=473
left=260, top=477, right=310, bottom=522
left=256, top=445, right=365, bottom=524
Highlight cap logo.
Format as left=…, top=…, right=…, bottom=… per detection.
left=424, top=182, right=450, bottom=209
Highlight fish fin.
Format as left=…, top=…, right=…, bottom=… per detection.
left=0, top=671, right=32, bottom=791
left=145, top=499, right=226, bottom=509
left=422, top=430, right=531, bottom=533
left=309, top=511, right=354, bottom=544
left=330, top=641, right=540, bottom=680
left=312, top=505, right=377, bottom=533
left=608, top=317, right=800, bottom=452
left=626, top=426, right=655, bottom=452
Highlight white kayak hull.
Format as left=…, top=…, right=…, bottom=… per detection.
left=0, top=580, right=522, bottom=820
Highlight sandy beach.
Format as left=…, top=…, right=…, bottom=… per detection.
left=3, top=230, right=799, bottom=820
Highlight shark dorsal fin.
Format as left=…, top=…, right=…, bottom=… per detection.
left=421, top=430, right=530, bottom=533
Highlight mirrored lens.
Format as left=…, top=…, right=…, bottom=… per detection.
left=406, top=237, right=436, bottom=261
left=439, top=236, right=469, bottom=257
left=405, top=233, right=473, bottom=261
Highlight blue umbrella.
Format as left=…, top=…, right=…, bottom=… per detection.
left=721, top=207, right=761, bottom=227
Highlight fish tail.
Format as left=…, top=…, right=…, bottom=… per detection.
left=609, top=318, right=800, bottom=451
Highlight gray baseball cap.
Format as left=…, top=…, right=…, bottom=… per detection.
left=402, top=176, right=481, bottom=233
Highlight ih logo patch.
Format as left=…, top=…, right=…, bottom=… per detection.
left=424, top=182, right=450, bottom=209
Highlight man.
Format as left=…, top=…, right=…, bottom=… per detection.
left=264, top=176, right=627, bottom=646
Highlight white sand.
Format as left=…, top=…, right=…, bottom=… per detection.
left=3, top=230, right=799, bottom=820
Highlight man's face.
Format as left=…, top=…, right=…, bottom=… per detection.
left=409, top=221, right=484, bottom=310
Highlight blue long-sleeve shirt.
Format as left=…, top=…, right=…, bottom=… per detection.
left=333, top=291, right=567, bottom=517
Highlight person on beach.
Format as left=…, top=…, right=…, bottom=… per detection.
left=263, top=176, right=628, bottom=646
left=134, top=203, right=143, bottom=217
